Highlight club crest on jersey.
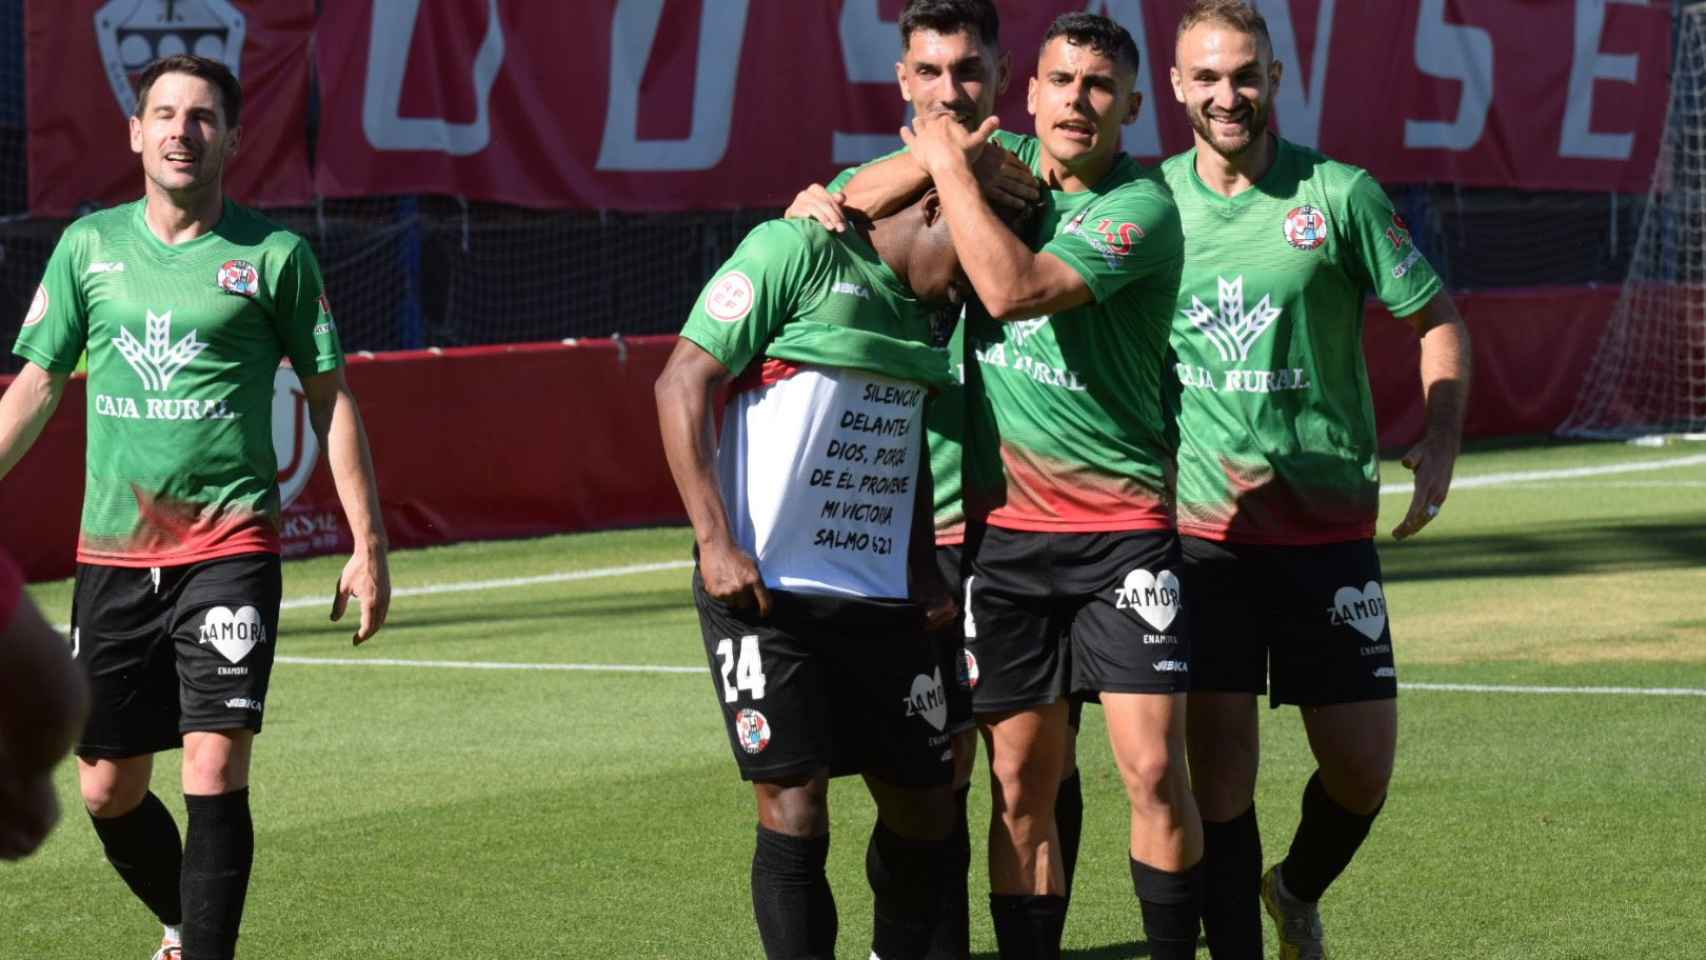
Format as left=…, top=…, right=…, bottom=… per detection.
left=218, top=260, right=260, bottom=297
left=734, top=708, right=771, bottom=754
left=1283, top=205, right=1328, bottom=251
left=95, top=0, right=246, bottom=117
left=23, top=284, right=48, bottom=327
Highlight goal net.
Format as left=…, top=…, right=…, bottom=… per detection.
left=1558, top=3, right=1706, bottom=440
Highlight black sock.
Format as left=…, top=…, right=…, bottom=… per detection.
left=867, top=821, right=950, bottom=960
left=1200, top=806, right=1263, bottom=959
left=752, top=826, right=837, bottom=960
left=988, top=894, right=1066, bottom=960
left=1130, top=857, right=1204, bottom=960
left=89, top=791, right=184, bottom=927
left=180, top=789, right=254, bottom=960
left=924, top=785, right=971, bottom=960
left=1055, top=771, right=1083, bottom=901
left=1280, top=772, right=1384, bottom=903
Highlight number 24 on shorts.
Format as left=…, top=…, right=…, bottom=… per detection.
left=717, top=635, right=767, bottom=702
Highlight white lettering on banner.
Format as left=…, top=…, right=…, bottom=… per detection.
left=1403, top=0, right=1493, bottom=151
left=1560, top=0, right=1644, bottom=160
left=1263, top=0, right=1336, bottom=149
left=1088, top=0, right=1163, bottom=157
left=833, top=0, right=909, bottom=164
left=362, top=0, right=505, bottom=156
left=598, top=0, right=750, bottom=171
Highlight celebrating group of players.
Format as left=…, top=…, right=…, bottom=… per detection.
left=655, top=2, right=1470, bottom=958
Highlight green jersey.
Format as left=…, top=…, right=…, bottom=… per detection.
left=679, top=219, right=946, bottom=599
left=13, top=199, right=343, bottom=566
left=1161, top=138, right=1443, bottom=544
left=824, top=130, right=1028, bottom=544
left=969, top=139, right=1184, bottom=533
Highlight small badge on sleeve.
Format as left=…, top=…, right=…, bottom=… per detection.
left=217, top=260, right=260, bottom=297
left=23, top=284, right=48, bottom=326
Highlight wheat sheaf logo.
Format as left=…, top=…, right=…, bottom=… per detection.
left=113, top=310, right=208, bottom=391
left=1182, top=275, right=1281, bottom=363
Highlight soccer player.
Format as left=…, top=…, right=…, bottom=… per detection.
left=787, top=4, right=1079, bottom=956
left=895, top=14, right=1203, bottom=959
left=0, top=548, right=89, bottom=862
left=0, top=55, right=390, bottom=960
left=655, top=184, right=1021, bottom=960
left=1161, top=4, right=1470, bottom=958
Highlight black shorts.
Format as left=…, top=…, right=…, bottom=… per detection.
left=694, top=571, right=953, bottom=787
left=964, top=527, right=1190, bottom=714
left=933, top=540, right=976, bottom=737
left=71, top=554, right=283, bottom=759
left=1182, top=536, right=1398, bottom=707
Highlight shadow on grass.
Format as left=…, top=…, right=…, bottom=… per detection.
left=974, top=938, right=1207, bottom=959
left=1383, top=516, right=1706, bottom=583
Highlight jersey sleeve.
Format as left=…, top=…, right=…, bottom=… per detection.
left=679, top=221, right=816, bottom=374
left=826, top=148, right=904, bottom=193
left=12, top=225, right=91, bottom=373
left=826, top=131, right=1036, bottom=194
left=1340, top=171, right=1442, bottom=318
left=1041, top=180, right=1183, bottom=304
left=272, top=239, right=344, bottom=376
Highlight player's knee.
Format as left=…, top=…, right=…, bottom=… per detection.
left=878, top=786, right=953, bottom=841
left=756, top=779, right=830, bottom=837
left=80, top=767, right=148, bottom=818
left=987, top=751, right=1054, bottom=816
left=1115, top=744, right=1184, bottom=811
left=1322, top=758, right=1392, bottom=815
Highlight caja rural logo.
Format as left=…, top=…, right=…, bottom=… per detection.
left=95, top=0, right=246, bottom=117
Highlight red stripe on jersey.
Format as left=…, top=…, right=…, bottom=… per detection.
left=1176, top=456, right=1377, bottom=544
left=986, top=442, right=1174, bottom=533
left=75, top=487, right=281, bottom=567
left=728, top=357, right=806, bottom=396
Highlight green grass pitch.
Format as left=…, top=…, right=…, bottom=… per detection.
left=6, top=439, right=1705, bottom=958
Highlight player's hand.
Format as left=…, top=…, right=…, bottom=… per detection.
left=0, top=769, right=60, bottom=861
left=331, top=544, right=391, bottom=644
left=901, top=113, right=998, bottom=178
left=700, top=540, right=773, bottom=619
left=972, top=144, right=1041, bottom=212
left=785, top=184, right=851, bottom=233
left=916, top=571, right=958, bottom=633
left=1391, top=430, right=1461, bottom=540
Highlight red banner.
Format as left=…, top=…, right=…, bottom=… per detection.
left=0, top=292, right=1617, bottom=582
left=314, top=0, right=1670, bottom=210
left=25, top=0, right=314, bottom=217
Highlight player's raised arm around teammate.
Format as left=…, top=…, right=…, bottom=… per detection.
left=902, top=24, right=1173, bottom=323
left=1391, top=291, right=1469, bottom=540
left=0, top=550, right=89, bottom=861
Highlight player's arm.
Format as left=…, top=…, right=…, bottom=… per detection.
left=0, top=362, right=69, bottom=483
left=653, top=339, right=772, bottom=617
left=791, top=141, right=1041, bottom=232
left=300, top=368, right=391, bottom=643
left=903, top=115, right=1092, bottom=321
left=0, top=554, right=88, bottom=860
left=1391, top=291, right=1470, bottom=541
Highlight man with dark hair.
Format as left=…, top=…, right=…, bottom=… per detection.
left=0, top=54, right=390, bottom=960
left=1162, top=3, right=1470, bottom=958
left=894, top=12, right=1204, bottom=959
left=0, top=549, right=89, bottom=862
left=656, top=184, right=1028, bottom=960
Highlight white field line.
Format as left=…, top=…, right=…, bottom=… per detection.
left=1379, top=453, right=1706, bottom=496
left=272, top=656, right=1706, bottom=697
left=276, top=559, right=696, bottom=612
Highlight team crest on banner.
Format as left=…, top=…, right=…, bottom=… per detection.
left=217, top=259, right=259, bottom=297
left=734, top=708, right=772, bottom=755
left=94, top=0, right=247, bottom=117
left=273, top=364, right=318, bottom=510
left=1283, top=205, right=1328, bottom=251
